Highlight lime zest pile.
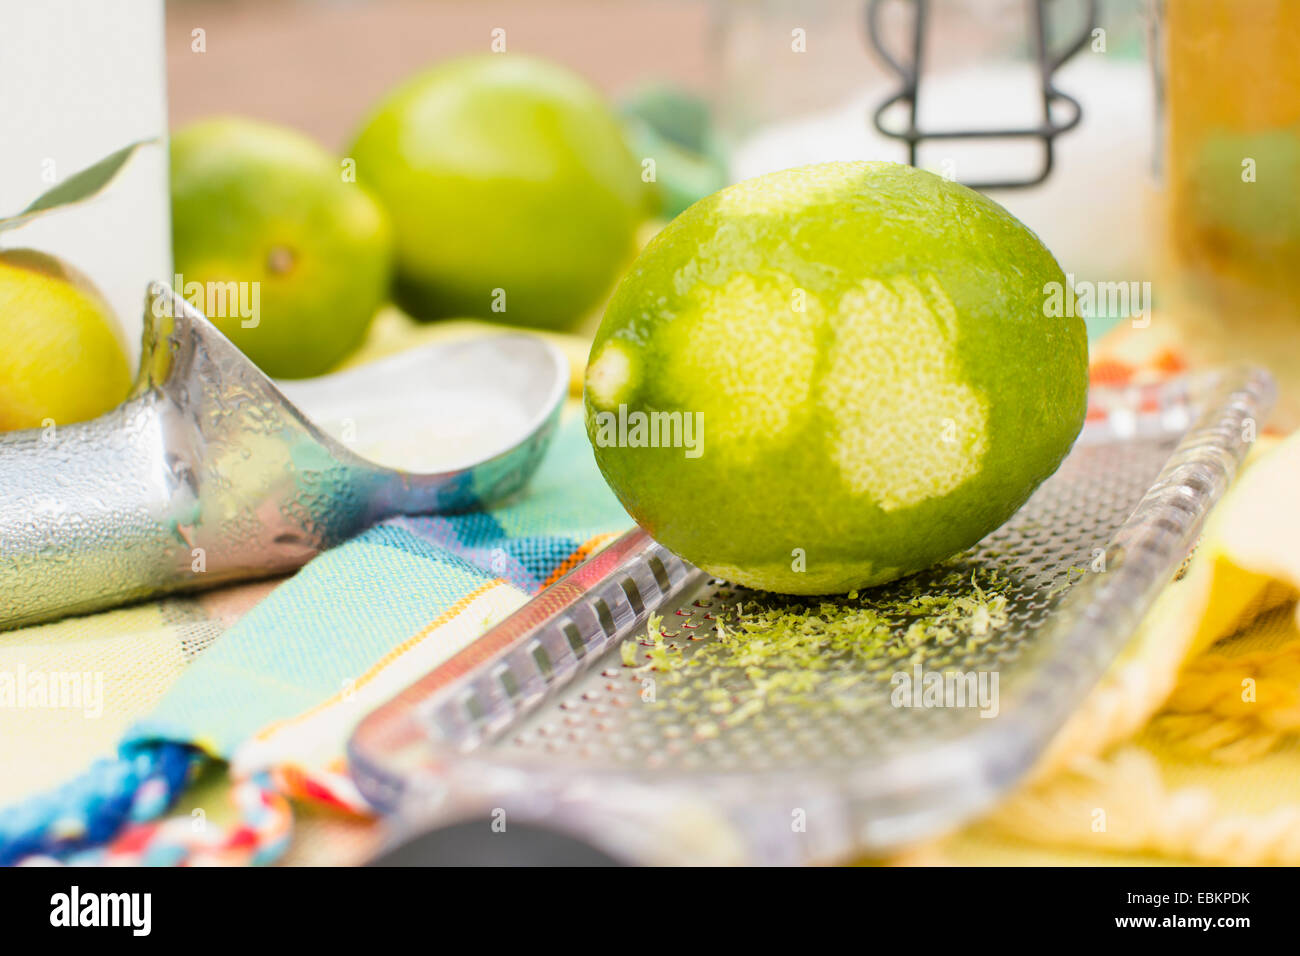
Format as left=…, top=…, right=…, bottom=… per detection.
left=1046, top=565, right=1090, bottom=598
left=619, top=567, right=1013, bottom=736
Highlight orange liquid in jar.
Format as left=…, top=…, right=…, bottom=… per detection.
left=1164, top=0, right=1300, bottom=428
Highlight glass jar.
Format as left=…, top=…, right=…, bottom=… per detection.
left=714, top=0, right=1158, bottom=336
left=1161, top=0, right=1300, bottom=429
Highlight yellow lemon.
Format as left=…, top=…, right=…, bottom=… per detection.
left=0, top=249, right=132, bottom=433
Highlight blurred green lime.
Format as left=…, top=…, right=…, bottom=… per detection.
left=171, top=117, right=393, bottom=378
left=349, top=55, right=646, bottom=331
left=1189, top=128, right=1300, bottom=244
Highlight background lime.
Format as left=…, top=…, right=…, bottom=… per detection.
left=0, top=249, right=132, bottom=432
left=1189, top=128, right=1300, bottom=244
left=584, top=161, right=1088, bottom=595
left=349, top=54, right=646, bottom=331
left=171, top=117, right=393, bottom=379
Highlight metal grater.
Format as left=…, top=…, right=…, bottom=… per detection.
left=349, top=367, right=1273, bottom=865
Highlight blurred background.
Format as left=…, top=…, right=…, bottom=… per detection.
left=167, top=0, right=722, bottom=144
left=4, top=0, right=1298, bottom=424
left=163, top=0, right=1155, bottom=302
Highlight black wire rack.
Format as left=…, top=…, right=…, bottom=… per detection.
left=866, top=0, right=1099, bottom=190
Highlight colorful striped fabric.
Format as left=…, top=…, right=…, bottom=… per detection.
left=2, top=409, right=631, bottom=864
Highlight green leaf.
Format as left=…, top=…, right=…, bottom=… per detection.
left=0, top=138, right=157, bottom=234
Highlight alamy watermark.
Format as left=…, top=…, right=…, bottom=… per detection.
left=0, top=664, right=103, bottom=718
left=50, top=886, right=150, bottom=936
left=890, top=663, right=999, bottom=718
left=1044, top=273, right=1151, bottom=328
left=591, top=404, right=703, bottom=459
left=153, top=274, right=261, bottom=328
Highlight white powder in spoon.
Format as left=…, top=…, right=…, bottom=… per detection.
left=307, top=387, right=535, bottom=473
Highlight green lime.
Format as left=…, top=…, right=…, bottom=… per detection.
left=584, top=161, right=1088, bottom=595
left=170, top=117, right=393, bottom=379
left=1188, top=128, right=1300, bottom=245
left=0, top=249, right=132, bottom=432
left=349, top=55, right=646, bottom=331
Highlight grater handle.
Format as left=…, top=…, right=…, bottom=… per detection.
left=368, top=817, right=626, bottom=867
